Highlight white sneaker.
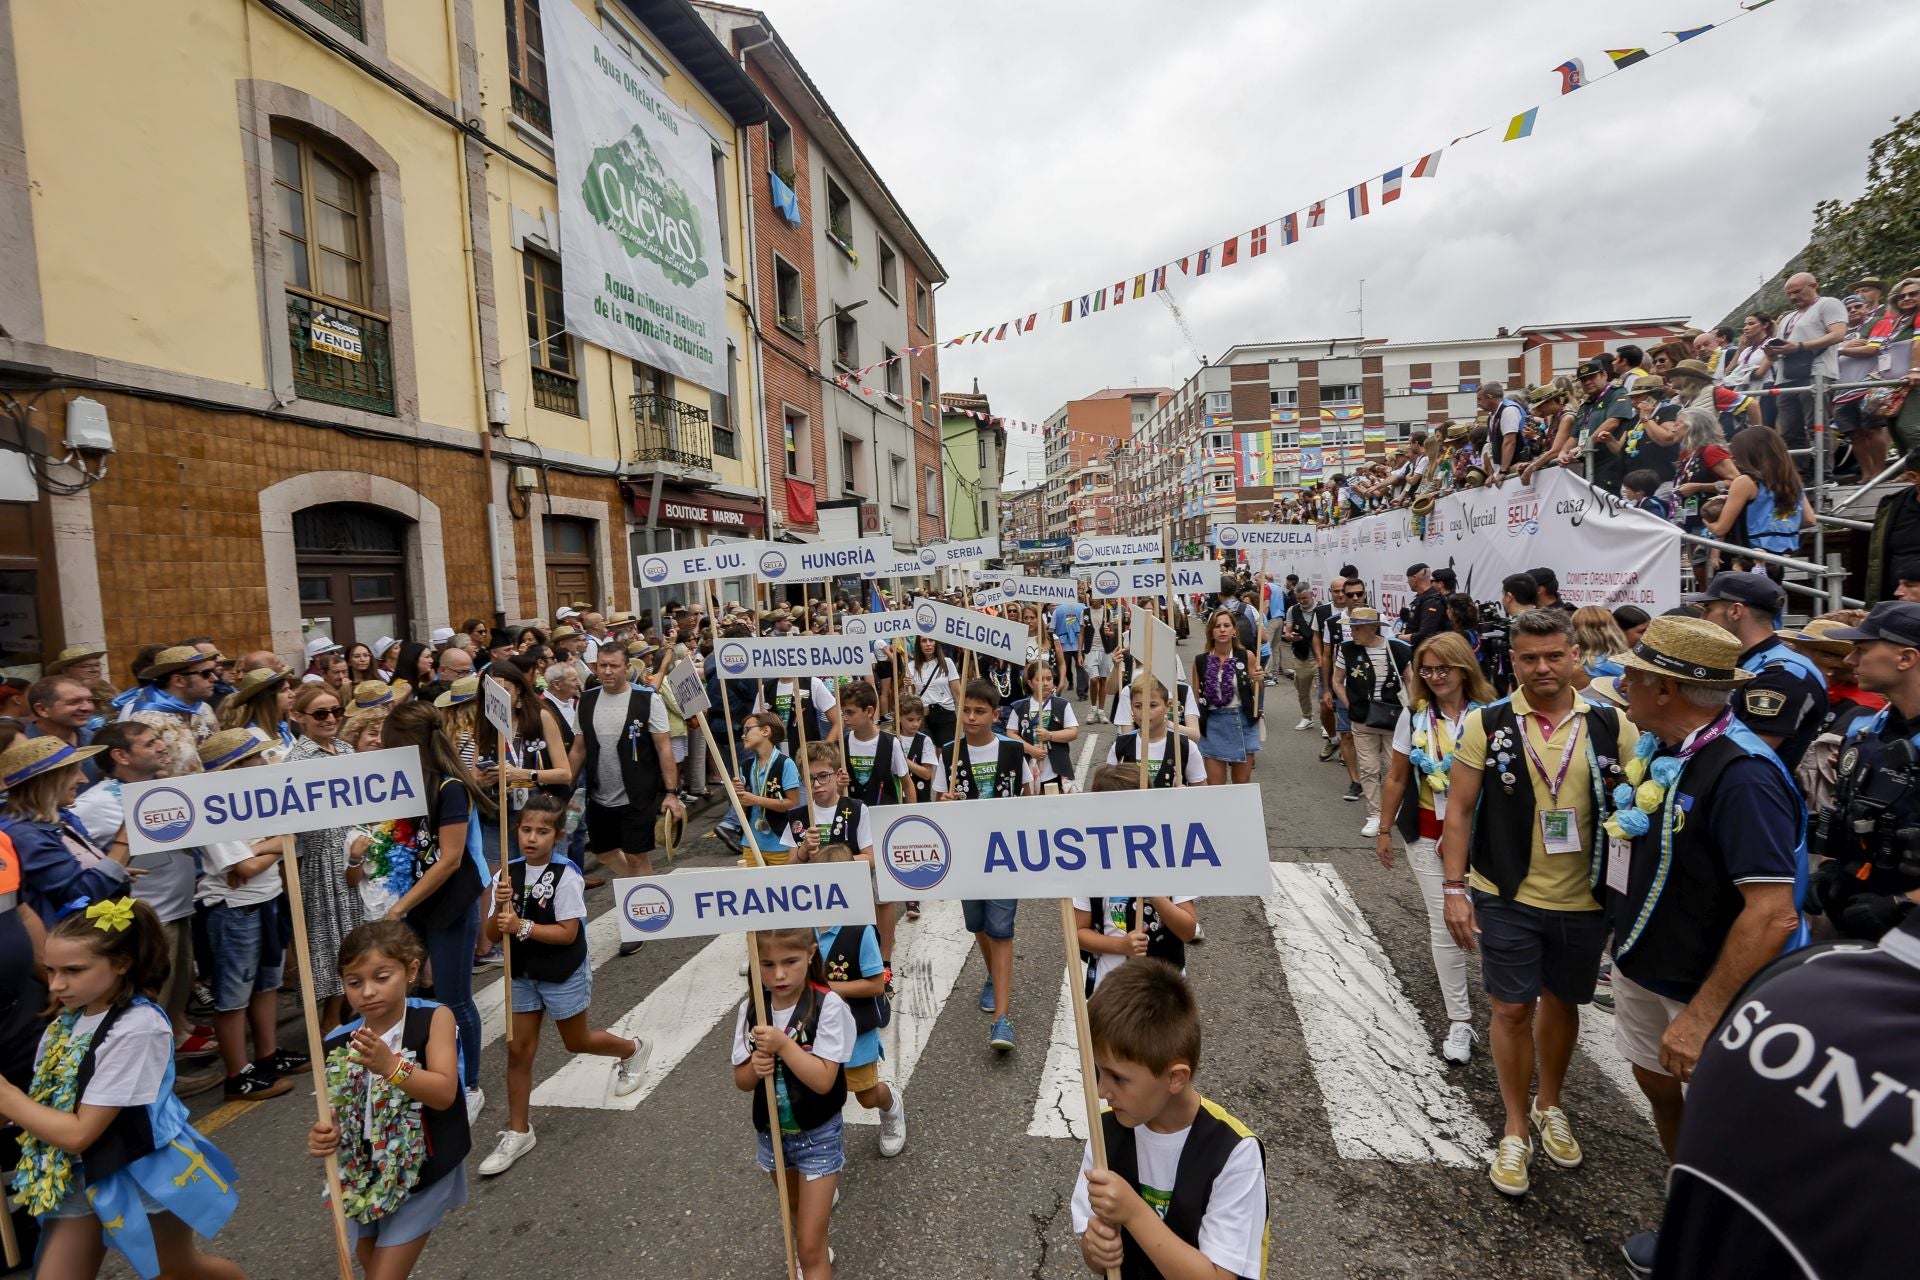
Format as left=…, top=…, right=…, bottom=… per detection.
left=1360, top=815, right=1380, bottom=837
left=1442, top=1021, right=1476, bottom=1064
left=1294, top=717, right=1313, bottom=731
left=478, top=1127, right=535, bottom=1176
left=464, top=1087, right=486, bottom=1125
left=877, top=1093, right=907, bottom=1157
left=612, top=1038, right=652, bottom=1097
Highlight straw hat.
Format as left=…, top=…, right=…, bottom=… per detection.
left=1441, top=420, right=1472, bottom=443
left=434, top=674, right=479, bottom=708
left=198, top=727, right=275, bottom=772
left=1614, top=615, right=1754, bottom=687
left=226, top=667, right=288, bottom=707
left=1348, top=606, right=1383, bottom=627
left=1527, top=382, right=1566, bottom=407
left=351, top=679, right=405, bottom=710
left=551, top=626, right=582, bottom=642
left=304, top=635, right=342, bottom=662
left=1777, top=618, right=1859, bottom=657
left=1582, top=676, right=1630, bottom=710
left=137, top=645, right=209, bottom=680
left=44, top=645, right=107, bottom=675
left=607, top=611, right=638, bottom=627
left=1626, top=375, right=1669, bottom=399
left=0, top=735, right=105, bottom=788
left=1665, top=359, right=1715, bottom=385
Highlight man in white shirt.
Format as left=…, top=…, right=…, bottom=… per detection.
left=569, top=649, right=680, bottom=953
left=1773, top=271, right=1850, bottom=457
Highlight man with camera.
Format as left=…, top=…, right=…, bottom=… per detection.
left=1653, top=599, right=1920, bottom=1280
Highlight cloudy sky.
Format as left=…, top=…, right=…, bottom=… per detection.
left=747, top=0, right=1920, bottom=486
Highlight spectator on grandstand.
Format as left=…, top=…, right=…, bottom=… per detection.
left=1772, top=273, right=1850, bottom=460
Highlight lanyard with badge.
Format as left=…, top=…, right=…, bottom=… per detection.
left=1521, top=708, right=1584, bottom=854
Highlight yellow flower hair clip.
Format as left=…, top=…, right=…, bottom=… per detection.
left=85, top=898, right=135, bottom=933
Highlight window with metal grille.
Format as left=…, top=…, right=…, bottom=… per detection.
left=523, top=250, right=578, bottom=415
left=505, top=0, right=551, bottom=134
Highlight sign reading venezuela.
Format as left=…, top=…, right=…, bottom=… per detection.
left=544, top=0, right=726, bottom=393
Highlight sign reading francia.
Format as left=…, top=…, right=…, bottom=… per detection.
left=755, top=537, right=893, bottom=583
left=1073, top=533, right=1164, bottom=564
left=998, top=574, right=1080, bottom=604
left=637, top=542, right=766, bottom=588
left=871, top=785, right=1270, bottom=902
left=1087, top=560, right=1222, bottom=601
left=614, top=863, right=874, bottom=943
left=714, top=635, right=874, bottom=679
left=909, top=596, right=1024, bottom=664
left=122, top=748, right=429, bottom=856
left=916, top=537, right=999, bottom=568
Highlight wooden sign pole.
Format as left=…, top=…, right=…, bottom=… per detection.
left=1058, top=898, right=1122, bottom=1280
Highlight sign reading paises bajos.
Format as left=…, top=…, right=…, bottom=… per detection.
left=871, top=785, right=1269, bottom=902
left=615, top=863, right=874, bottom=943
left=714, top=635, right=874, bottom=679
left=122, top=748, right=429, bottom=856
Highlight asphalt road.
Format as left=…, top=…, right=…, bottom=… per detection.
left=88, top=634, right=1668, bottom=1280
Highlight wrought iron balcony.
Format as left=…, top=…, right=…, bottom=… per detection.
left=286, top=290, right=394, bottom=416
left=631, top=394, right=715, bottom=471
left=533, top=368, right=580, bottom=416
left=297, top=0, right=363, bottom=39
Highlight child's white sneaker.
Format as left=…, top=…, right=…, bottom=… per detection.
left=464, top=1086, right=486, bottom=1125
left=612, top=1038, right=652, bottom=1097
left=478, top=1127, right=536, bottom=1176
left=878, top=1092, right=907, bottom=1158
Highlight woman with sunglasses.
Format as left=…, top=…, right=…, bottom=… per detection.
left=286, top=682, right=364, bottom=1031
left=1374, top=633, right=1496, bottom=1064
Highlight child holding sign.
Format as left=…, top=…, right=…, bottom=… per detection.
left=1074, top=765, right=1201, bottom=999
left=310, top=920, right=469, bottom=1278
left=0, top=898, right=242, bottom=1280
left=1071, top=960, right=1269, bottom=1280
left=737, top=713, right=804, bottom=867
left=733, top=928, right=852, bottom=1280
left=477, top=794, right=651, bottom=1177
left=840, top=681, right=910, bottom=808
left=1006, top=661, right=1079, bottom=793
left=815, top=910, right=905, bottom=1157
left=794, top=742, right=897, bottom=974
left=1108, top=679, right=1207, bottom=788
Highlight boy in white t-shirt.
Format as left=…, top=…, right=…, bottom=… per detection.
left=1006, top=661, right=1079, bottom=792
left=1073, top=960, right=1268, bottom=1279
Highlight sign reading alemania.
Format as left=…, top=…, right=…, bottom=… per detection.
left=544, top=0, right=727, bottom=393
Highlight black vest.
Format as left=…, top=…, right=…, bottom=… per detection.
left=1340, top=639, right=1412, bottom=727
left=1192, top=649, right=1259, bottom=729
left=905, top=731, right=934, bottom=803
left=1111, top=732, right=1184, bottom=788
left=953, top=737, right=1027, bottom=799
left=1011, top=695, right=1074, bottom=781
left=1468, top=700, right=1620, bottom=902
left=843, top=730, right=904, bottom=806
left=74, top=1001, right=158, bottom=1181
left=821, top=923, right=889, bottom=1033
left=323, top=1001, right=470, bottom=1190
left=791, top=796, right=866, bottom=857
left=761, top=678, right=826, bottom=745
left=1081, top=897, right=1187, bottom=996
left=1101, top=1098, right=1268, bottom=1280
left=746, top=986, right=848, bottom=1134
left=577, top=684, right=664, bottom=815
left=508, top=857, right=590, bottom=984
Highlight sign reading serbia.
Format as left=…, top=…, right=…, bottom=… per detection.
left=908, top=597, right=1024, bottom=664
left=636, top=542, right=766, bottom=589
left=755, top=537, right=893, bottom=584
left=714, top=635, right=874, bottom=679
left=122, top=748, right=428, bottom=857
left=871, top=785, right=1270, bottom=902
left=613, top=863, right=874, bottom=943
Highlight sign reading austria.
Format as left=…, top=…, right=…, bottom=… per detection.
left=871, top=785, right=1270, bottom=902
left=715, top=635, right=873, bottom=678
left=613, top=863, right=874, bottom=942
left=123, top=748, right=429, bottom=856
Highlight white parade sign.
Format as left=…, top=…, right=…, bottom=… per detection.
left=842, top=609, right=917, bottom=640
left=614, top=863, right=875, bottom=943
left=1216, top=523, right=1316, bottom=576
left=915, top=537, right=999, bottom=570
left=998, top=574, right=1080, bottom=605
left=870, top=784, right=1270, bottom=902
left=864, top=553, right=929, bottom=579
left=1086, top=560, right=1222, bottom=601
left=482, top=675, right=513, bottom=737
left=123, top=748, right=429, bottom=856
left=637, top=542, right=764, bottom=589
left=1130, top=604, right=1180, bottom=695
left=909, top=597, right=1024, bottom=664
left=968, top=565, right=1025, bottom=585
left=665, top=657, right=711, bottom=718
left=543, top=1, right=728, bottom=393
left=713, top=634, right=874, bottom=679
left=969, top=587, right=1010, bottom=607
left=754, top=537, right=893, bottom=583
left=1073, top=533, right=1163, bottom=564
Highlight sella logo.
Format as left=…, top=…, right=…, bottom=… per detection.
left=132, top=787, right=195, bottom=845
left=1218, top=527, right=1240, bottom=546
left=843, top=617, right=868, bottom=635
left=622, top=884, right=674, bottom=934
left=718, top=642, right=749, bottom=674
left=1074, top=542, right=1093, bottom=561
left=642, top=557, right=669, bottom=582
left=918, top=547, right=938, bottom=567
left=1094, top=570, right=1121, bottom=595
left=758, top=551, right=787, bottom=577
left=880, top=815, right=951, bottom=891
left=914, top=603, right=938, bottom=633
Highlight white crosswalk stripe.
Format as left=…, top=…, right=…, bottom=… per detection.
left=843, top=899, right=973, bottom=1124
left=1027, top=971, right=1087, bottom=1140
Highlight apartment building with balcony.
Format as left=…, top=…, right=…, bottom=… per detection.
left=1040, top=387, right=1168, bottom=539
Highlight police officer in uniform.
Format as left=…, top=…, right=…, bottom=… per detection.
left=1688, top=571, right=1827, bottom=771
left=1652, top=599, right=1920, bottom=1280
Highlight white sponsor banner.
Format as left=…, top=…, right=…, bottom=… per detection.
left=124, top=748, right=428, bottom=855
left=1086, top=561, right=1222, bottom=601
left=998, top=574, right=1080, bottom=605
left=871, top=785, right=1269, bottom=902
left=1073, top=534, right=1164, bottom=564
left=915, top=538, right=999, bottom=570
left=665, top=657, right=710, bottom=718
left=712, top=635, right=873, bottom=679
left=543, top=1, right=727, bottom=393
left=636, top=542, right=764, bottom=589
left=864, top=554, right=929, bottom=579
left=909, top=597, right=1024, bottom=664
left=754, top=537, right=893, bottom=583
left=1130, top=604, right=1180, bottom=694
left=1293, top=470, right=1679, bottom=615
left=614, top=863, right=874, bottom=943
left=483, top=675, right=513, bottom=737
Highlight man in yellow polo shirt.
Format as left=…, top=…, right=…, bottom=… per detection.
left=1440, top=608, right=1636, bottom=1197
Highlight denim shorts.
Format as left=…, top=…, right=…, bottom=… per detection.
left=1334, top=702, right=1353, bottom=734
left=1470, top=889, right=1608, bottom=1006
left=1200, top=706, right=1260, bottom=763
left=757, top=1113, right=845, bottom=1179
left=510, top=961, right=593, bottom=1021
left=962, top=898, right=1017, bottom=939
left=205, top=900, right=285, bottom=1013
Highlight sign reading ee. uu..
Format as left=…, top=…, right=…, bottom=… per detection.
left=714, top=635, right=874, bottom=679
left=637, top=542, right=766, bottom=589
left=122, top=748, right=429, bottom=856
left=615, top=863, right=874, bottom=943
left=871, top=785, right=1270, bottom=902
